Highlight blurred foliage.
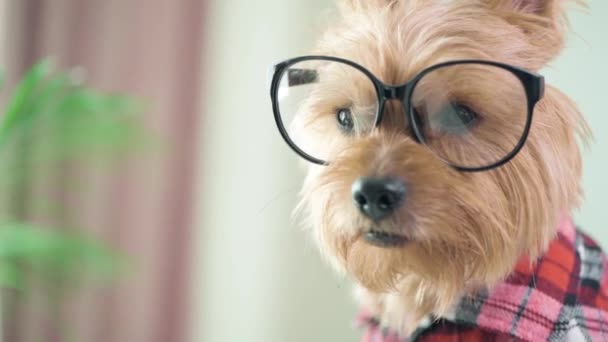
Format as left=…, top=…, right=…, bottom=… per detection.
left=0, top=60, right=143, bottom=291
left=0, top=223, right=124, bottom=290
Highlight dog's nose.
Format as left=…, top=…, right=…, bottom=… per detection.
left=351, top=177, right=406, bottom=222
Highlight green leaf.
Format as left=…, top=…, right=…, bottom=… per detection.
left=0, top=222, right=127, bottom=289
left=0, top=59, right=53, bottom=146
left=0, top=60, right=148, bottom=190
left=0, top=260, right=23, bottom=289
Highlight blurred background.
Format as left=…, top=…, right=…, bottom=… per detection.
left=0, top=1, right=604, bottom=342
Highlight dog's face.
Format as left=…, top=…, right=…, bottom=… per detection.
left=290, top=0, right=589, bottom=326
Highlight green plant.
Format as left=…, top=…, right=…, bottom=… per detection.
left=0, top=60, right=142, bottom=290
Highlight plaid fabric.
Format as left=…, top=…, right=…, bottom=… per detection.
left=357, top=218, right=608, bottom=341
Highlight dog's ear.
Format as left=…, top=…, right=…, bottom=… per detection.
left=484, top=0, right=581, bottom=67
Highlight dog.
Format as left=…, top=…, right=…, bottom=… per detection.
left=269, top=0, right=608, bottom=340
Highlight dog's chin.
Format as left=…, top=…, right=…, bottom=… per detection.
left=345, top=228, right=413, bottom=293
left=364, top=229, right=409, bottom=248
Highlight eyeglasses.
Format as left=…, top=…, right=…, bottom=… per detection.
left=269, top=56, right=544, bottom=172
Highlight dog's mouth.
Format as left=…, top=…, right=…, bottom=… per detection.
left=364, top=229, right=409, bottom=248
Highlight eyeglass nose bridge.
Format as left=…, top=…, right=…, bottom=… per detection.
left=382, top=84, right=408, bottom=100
left=376, top=84, right=409, bottom=127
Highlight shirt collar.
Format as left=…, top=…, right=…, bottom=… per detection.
left=357, top=218, right=608, bottom=341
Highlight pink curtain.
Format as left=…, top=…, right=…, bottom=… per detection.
left=2, top=1, right=206, bottom=341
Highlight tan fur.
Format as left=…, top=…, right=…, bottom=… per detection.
left=294, top=0, right=590, bottom=336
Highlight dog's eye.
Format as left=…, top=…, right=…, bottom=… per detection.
left=434, top=103, right=479, bottom=134
left=336, top=108, right=354, bottom=132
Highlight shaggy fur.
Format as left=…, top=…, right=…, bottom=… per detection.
left=294, top=0, right=590, bottom=336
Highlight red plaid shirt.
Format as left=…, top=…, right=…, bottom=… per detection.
left=357, top=219, right=608, bottom=341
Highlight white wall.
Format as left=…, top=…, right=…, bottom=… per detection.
left=192, top=1, right=608, bottom=341
left=545, top=0, right=608, bottom=240
left=191, top=0, right=357, bottom=341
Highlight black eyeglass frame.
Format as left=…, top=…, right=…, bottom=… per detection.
left=269, top=56, right=545, bottom=172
